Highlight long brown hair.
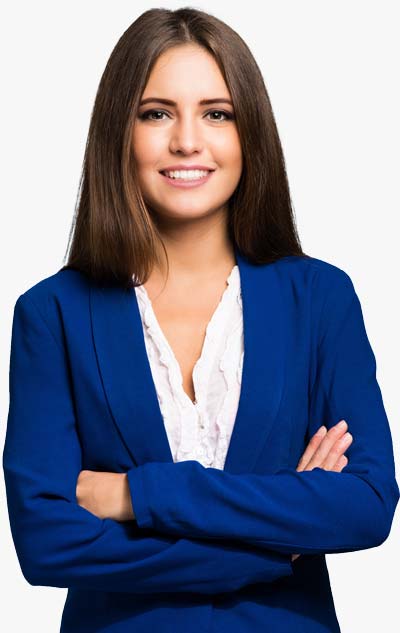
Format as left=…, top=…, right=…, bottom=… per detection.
left=61, top=6, right=309, bottom=289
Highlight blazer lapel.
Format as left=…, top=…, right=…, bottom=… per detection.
left=90, top=246, right=287, bottom=474
left=223, top=247, right=287, bottom=473
left=90, top=279, right=173, bottom=466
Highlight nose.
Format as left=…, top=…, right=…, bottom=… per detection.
left=169, top=114, right=204, bottom=155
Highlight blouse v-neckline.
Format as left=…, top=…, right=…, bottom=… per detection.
left=134, top=264, right=240, bottom=408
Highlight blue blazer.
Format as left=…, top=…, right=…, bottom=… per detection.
left=3, top=248, right=399, bottom=633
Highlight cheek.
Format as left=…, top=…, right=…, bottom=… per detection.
left=232, top=150, right=243, bottom=175
left=132, top=129, right=162, bottom=167
left=213, top=132, right=242, bottom=168
left=230, top=133, right=243, bottom=171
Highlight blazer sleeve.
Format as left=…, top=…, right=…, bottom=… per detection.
left=127, top=268, right=400, bottom=555
left=2, top=292, right=293, bottom=594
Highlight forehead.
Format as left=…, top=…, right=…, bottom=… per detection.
left=142, top=45, right=231, bottom=102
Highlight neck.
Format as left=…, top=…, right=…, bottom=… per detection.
left=152, top=209, right=236, bottom=283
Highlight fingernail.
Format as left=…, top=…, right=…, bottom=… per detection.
left=338, top=420, right=347, bottom=429
left=316, top=426, right=327, bottom=436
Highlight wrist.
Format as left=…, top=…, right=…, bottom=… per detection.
left=120, top=473, right=135, bottom=521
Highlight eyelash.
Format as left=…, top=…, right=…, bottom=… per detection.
left=139, top=109, right=234, bottom=122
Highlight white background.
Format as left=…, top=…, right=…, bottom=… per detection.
left=1, top=1, right=399, bottom=631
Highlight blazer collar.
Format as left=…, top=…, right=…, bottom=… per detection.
left=90, top=245, right=287, bottom=474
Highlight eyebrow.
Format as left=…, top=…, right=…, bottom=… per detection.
left=139, top=97, right=233, bottom=106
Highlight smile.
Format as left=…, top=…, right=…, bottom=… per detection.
left=159, top=169, right=214, bottom=188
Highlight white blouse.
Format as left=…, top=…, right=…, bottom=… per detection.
left=134, top=264, right=244, bottom=470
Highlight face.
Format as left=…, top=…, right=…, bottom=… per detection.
left=132, top=44, right=243, bottom=225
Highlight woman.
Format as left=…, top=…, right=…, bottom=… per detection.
left=3, top=7, right=398, bottom=633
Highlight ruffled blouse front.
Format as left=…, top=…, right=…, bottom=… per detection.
left=134, top=264, right=244, bottom=470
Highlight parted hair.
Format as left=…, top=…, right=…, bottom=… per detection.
left=61, top=6, right=309, bottom=289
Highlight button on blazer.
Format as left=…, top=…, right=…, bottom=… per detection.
left=3, top=247, right=399, bottom=633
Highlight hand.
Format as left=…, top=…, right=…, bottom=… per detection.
left=296, top=419, right=352, bottom=473
left=76, top=470, right=135, bottom=522
left=291, top=419, right=353, bottom=563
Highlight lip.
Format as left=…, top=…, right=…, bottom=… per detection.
left=159, top=170, right=214, bottom=189
left=159, top=164, right=216, bottom=172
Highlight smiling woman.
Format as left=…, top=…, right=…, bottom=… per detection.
left=3, top=5, right=398, bottom=633
left=57, top=6, right=306, bottom=289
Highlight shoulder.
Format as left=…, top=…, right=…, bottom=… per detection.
left=277, top=253, right=352, bottom=280
left=18, top=267, right=90, bottom=303
left=275, top=256, right=364, bottom=350
left=13, top=267, right=91, bottom=332
left=276, top=254, right=355, bottom=298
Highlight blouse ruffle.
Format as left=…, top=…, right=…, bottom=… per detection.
left=134, top=264, right=244, bottom=470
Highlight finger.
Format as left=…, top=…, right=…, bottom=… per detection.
left=331, top=454, right=348, bottom=472
left=296, top=426, right=327, bottom=472
left=322, top=433, right=353, bottom=470
left=303, top=421, right=348, bottom=470
left=297, top=420, right=348, bottom=471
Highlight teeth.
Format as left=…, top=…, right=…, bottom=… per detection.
left=163, top=169, right=210, bottom=180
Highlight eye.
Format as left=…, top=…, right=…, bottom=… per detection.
left=138, top=109, right=234, bottom=122
left=206, top=109, right=234, bottom=122
left=139, top=109, right=168, bottom=121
